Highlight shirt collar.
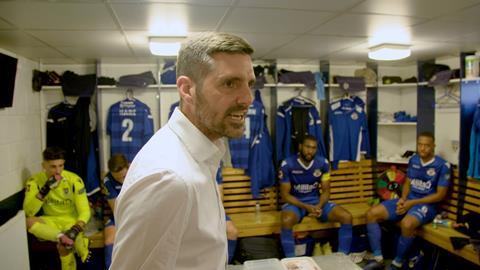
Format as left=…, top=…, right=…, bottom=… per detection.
left=168, top=107, right=226, bottom=165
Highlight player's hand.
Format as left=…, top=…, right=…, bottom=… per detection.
left=306, top=205, right=321, bottom=217
left=64, top=224, right=83, bottom=242
left=38, top=174, right=62, bottom=198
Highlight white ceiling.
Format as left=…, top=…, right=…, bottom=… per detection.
left=0, top=0, right=479, bottom=64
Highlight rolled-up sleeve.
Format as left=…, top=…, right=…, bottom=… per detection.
left=111, top=171, right=192, bottom=270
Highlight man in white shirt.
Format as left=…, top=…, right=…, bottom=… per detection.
left=110, top=32, right=255, bottom=270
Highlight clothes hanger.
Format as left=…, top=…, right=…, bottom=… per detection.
left=125, top=88, right=134, bottom=100
left=435, top=85, right=460, bottom=108
left=293, top=87, right=316, bottom=105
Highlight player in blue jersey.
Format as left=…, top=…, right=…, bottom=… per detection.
left=101, top=154, right=129, bottom=269
left=279, top=135, right=353, bottom=257
left=106, top=98, right=154, bottom=162
left=363, top=132, right=450, bottom=270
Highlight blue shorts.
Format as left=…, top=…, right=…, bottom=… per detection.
left=382, top=198, right=437, bottom=224
left=282, top=197, right=337, bottom=223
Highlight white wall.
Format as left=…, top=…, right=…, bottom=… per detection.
left=0, top=49, right=41, bottom=202
left=0, top=210, right=30, bottom=270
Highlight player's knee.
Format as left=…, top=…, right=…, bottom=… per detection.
left=365, top=208, right=377, bottom=222
left=226, top=224, right=238, bottom=240
left=340, top=211, right=353, bottom=224
left=104, top=231, right=115, bottom=245
left=400, top=218, right=417, bottom=232
left=281, top=213, right=297, bottom=229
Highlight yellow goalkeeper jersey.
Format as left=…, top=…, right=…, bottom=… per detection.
left=23, top=170, right=90, bottom=224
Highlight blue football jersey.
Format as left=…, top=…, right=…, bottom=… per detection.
left=328, top=96, right=370, bottom=169
left=468, top=100, right=480, bottom=178
left=407, top=154, right=450, bottom=199
left=103, top=173, right=123, bottom=201
left=279, top=155, right=330, bottom=200
left=107, top=99, right=154, bottom=162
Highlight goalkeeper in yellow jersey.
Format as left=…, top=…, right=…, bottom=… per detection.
left=23, top=146, right=91, bottom=270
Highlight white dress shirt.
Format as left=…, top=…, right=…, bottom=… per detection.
left=111, top=108, right=227, bottom=270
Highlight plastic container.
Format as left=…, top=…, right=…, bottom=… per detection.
left=432, top=217, right=453, bottom=228
left=465, top=55, right=480, bottom=78
left=281, top=256, right=322, bottom=270
left=244, top=258, right=283, bottom=270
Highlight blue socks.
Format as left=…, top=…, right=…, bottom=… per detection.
left=281, top=228, right=295, bottom=257
left=227, top=239, right=236, bottom=263
left=105, top=244, right=113, bottom=269
left=393, top=235, right=414, bottom=265
left=338, top=224, right=352, bottom=254
left=367, top=223, right=382, bottom=257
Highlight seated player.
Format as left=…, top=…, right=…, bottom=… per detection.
left=279, top=135, right=353, bottom=257
left=363, top=132, right=450, bottom=270
left=102, top=153, right=129, bottom=269
left=23, top=146, right=90, bottom=270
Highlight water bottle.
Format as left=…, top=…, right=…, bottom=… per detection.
left=255, top=202, right=261, bottom=223
left=432, top=216, right=452, bottom=228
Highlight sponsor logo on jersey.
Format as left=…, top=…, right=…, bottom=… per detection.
left=410, top=178, right=432, bottom=191
left=293, top=182, right=319, bottom=193
left=351, top=112, right=358, bottom=120
left=427, top=168, right=436, bottom=176
left=412, top=164, right=420, bottom=169
left=313, top=169, right=322, bottom=177
left=292, top=170, right=304, bottom=174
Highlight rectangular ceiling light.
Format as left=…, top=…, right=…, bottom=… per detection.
left=149, top=36, right=186, bottom=56
left=368, top=43, right=411, bottom=61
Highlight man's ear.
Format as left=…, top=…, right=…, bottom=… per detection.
left=177, top=75, right=195, bottom=105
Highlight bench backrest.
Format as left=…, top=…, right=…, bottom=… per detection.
left=221, top=160, right=375, bottom=215
left=441, top=169, right=480, bottom=221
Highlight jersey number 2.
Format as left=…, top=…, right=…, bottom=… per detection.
left=121, top=119, right=134, bottom=142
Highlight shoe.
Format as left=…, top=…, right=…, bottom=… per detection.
left=322, top=242, right=332, bottom=255
left=349, top=251, right=366, bottom=264
left=363, top=260, right=384, bottom=270
left=407, top=250, right=424, bottom=269
left=313, top=243, right=323, bottom=256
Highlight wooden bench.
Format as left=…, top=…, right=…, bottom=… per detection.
left=224, top=160, right=375, bottom=237
left=417, top=169, right=480, bottom=265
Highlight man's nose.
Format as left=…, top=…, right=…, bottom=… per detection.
left=237, top=86, right=253, bottom=107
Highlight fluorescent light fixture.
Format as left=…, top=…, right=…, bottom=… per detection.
left=368, top=43, right=411, bottom=61
left=149, top=36, right=186, bottom=56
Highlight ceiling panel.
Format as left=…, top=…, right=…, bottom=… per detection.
left=351, top=0, right=480, bottom=18
left=111, top=3, right=227, bottom=33
left=437, top=3, right=480, bottom=22
left=265, top=35, right=365, bottom=59
left=109, top=0, right=232, bottom=5
left=236, top=0, right=362, bottom=11
left=3, top=46, right=67, bottom=60
left=57, top=45, right=133, bottom=58
left=310, top=13, right=424, bottom=39
left=0, top=18, right=15, bottom=30
left=28, top=30, right=127, bottom=47
left=411, top=19, right=479, bottom=42
left=0, top=31, right=47, bottom=47
left=0, top=2, right=117, bottom=30
left=229, top=32, right=297, bottom=58
left=221, top=7, right=333, bottom=34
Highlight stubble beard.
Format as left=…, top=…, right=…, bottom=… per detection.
left=195, top=91, right=246, bottom=139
